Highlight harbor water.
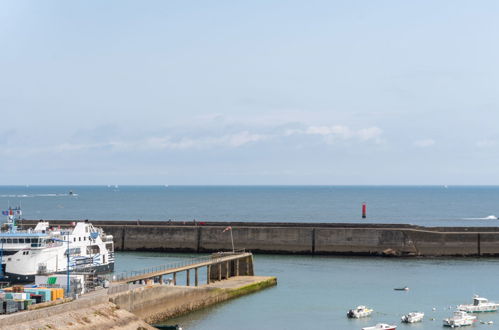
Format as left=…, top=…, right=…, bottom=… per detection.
left=2, top=185, right=499, bottom=329
left=119, top=252, right=499, bottom=330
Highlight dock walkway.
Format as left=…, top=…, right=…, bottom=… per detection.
left=111, top=252, right=254, bottom=286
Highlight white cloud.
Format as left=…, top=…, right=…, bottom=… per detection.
left=287, top=125, right=383, bottom=144
left=1, top=122, right=384, bottom=158
left=357, top=127, right=383, bottom=141
left=413, top=139, right=435, bottom=147
left=476, top=139, right=497, bottom=148
left=42, top=131, right=270, bottom=153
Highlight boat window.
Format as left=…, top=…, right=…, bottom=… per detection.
left=12, top=239, right=18, bottom=244
left=18, top=238, right=25, bottom=243
left=7, top=239, right=12, bottom=243
left=79, top=237, right=81, bottom=241
left=64, top=247, right=81, bottom=256
left=106, top=243, right=114, bottom=252
left=86, top=245, right=100, bottom=254
left=73, top=237, right=76, bottom=242
left=0, top=239, right=5, bottom=243
left=84, top=236, right=86, bottom=241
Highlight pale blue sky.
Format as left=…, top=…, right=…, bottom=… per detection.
left=1, top=1, right=498, bottom=184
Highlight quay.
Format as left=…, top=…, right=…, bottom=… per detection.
left=0, top=251, right=276, bottom=329
left=19, top=220, right=499, bottom=257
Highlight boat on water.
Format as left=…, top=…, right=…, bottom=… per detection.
left=393, top=286, right=409, bottom=291
left=458, top=296, right=499, bottom=313
left=0, top=207, right=114, bottom=283
left=362, top=324, right=397, bottom=330
left=401, top=311, right=424, bottom=323
left=443, top=311, right=476, bottom=327
left=347, top=305, right=373, bottom=318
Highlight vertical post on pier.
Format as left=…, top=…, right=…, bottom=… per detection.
left=207, top=265, right=211, bottom=284
left=186, top=269, right=190, bottom=286
left=218, top=263, right=222, bottom=281
left=195, top=268, right=198, bottom=286
left=173, top=272, right=177, bottom=285
left=362, top=202, right=367, bottom=219
left=236, top=259, right=240, bottom=276
left=226, top=261, right=230, bottom=279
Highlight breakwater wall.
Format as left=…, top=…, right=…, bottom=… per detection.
left=19, top=220, right=499, bottom=257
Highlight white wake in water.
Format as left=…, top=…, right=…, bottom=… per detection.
left=0, top=193, right=79, bottom=198
left=462, top=215, right=498, bottom=220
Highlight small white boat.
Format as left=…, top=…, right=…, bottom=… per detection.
left=362, top=324, right=397, bottom=330
left=458, top=296, right=499, bottom=313
left=443, top=311, right=476, bottom=327
left=401, top=311, right=424, bottom=323
left=347, top=305, right=373, bottom=318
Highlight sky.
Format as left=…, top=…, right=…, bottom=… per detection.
left=0, top=1, right=498, bottom=185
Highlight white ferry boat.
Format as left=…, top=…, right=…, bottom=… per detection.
left=0, top=207, right=114, bottom=283
left=458, top=296, right=499, bottom=313
left=401, top=311, right=424, bottom=323
left=443, top=311, right=476, bottom=327
left=347, top=305, right=373, bottom=318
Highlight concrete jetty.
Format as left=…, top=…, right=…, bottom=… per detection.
left=0, top=251, right=276, bottom=329
left=19, top=220, right=499, bottom=257
left=109, top=276, right=277, bottom=323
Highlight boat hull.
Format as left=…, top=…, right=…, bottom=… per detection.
left=2, top=262, right=114, bottom=284
left=443, top=320, right=475, bottom=327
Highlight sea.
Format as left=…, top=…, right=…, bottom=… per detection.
left=2, top=185, right=499, bottom=329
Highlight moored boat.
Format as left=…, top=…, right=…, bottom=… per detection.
left=362, top=323, right=397, bottom=330
left=443, top=311, right=476, bottom=327
left=347, top=305, right=373, bottom=318
left=458, top=296, right=499, bottom=313
left=0, top=207, right=114, bottom=283
left=401, top=311, right=424, bottom=323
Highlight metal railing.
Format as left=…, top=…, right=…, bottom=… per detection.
left=109, top=251, right=248, bottom=282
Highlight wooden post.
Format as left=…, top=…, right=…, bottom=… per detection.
left=207, top=265, right=211, bottom=284
left=173, top=272, right=177, bottom=285
left=236, top=259, right=240, bottom=276
left=226, top=261, right=230, bottom=279
left=186, top=269, right=190, bottom=286
left=195, top=267, right=198, bottom=286
left=218, top=263, right=222, bottom=281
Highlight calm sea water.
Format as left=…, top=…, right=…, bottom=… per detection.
left=118, top=252, right=499, bottom=330
left=1, top=185, right=499, bottom=226
left=2, top=186, right=499, bottom=329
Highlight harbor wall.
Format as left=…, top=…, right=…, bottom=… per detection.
left=109, top=276, right=277, bottom=323
left=19, top=220, right=499, bottom=256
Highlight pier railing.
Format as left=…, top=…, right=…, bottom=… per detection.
left=108, top=251, right=247, bottom=283
left=106, top=250, right=252, bottom=282
left=109, top=255, right=210, bottom=282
